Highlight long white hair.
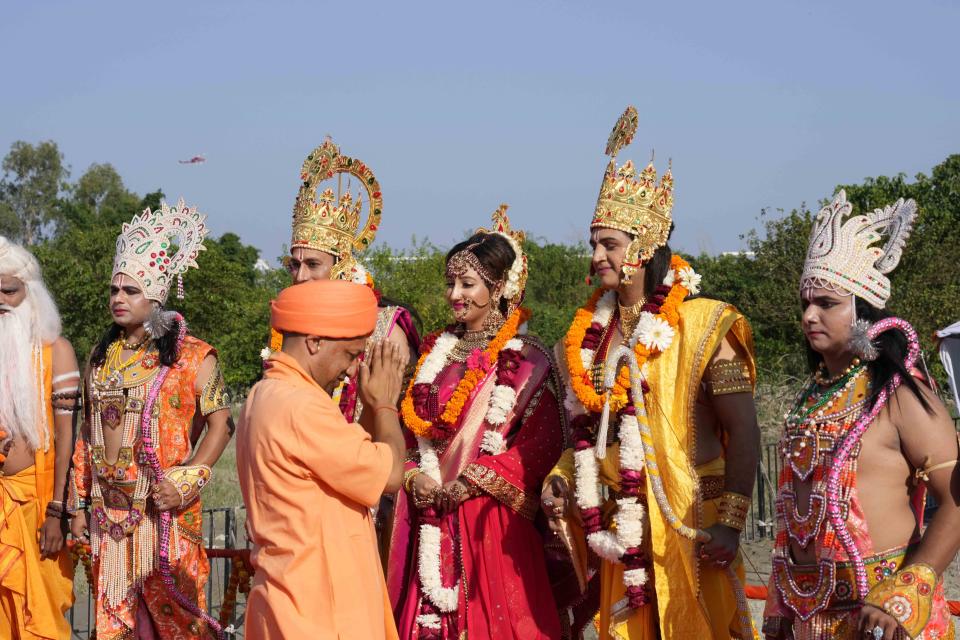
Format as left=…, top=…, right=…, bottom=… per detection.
left=0, top=236, right=62, bottom=450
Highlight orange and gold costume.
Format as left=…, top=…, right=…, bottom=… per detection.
left=73, top=337, right=214, bottom=640
left=0, top=345, right=74, bottom=640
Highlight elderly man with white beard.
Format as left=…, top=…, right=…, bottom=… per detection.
left=0, top=236, right=78, bottom=639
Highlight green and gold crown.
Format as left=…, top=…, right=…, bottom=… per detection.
left=590, top=106, right=674, bottom=282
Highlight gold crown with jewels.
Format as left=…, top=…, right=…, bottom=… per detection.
left=291, top=137, right=382, bottom=281
left=590, top=106, right=674, bottom=283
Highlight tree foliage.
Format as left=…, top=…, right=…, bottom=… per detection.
left=7, top=139, right=959, bottom=399
left=0, top=140, right=70, bottom=245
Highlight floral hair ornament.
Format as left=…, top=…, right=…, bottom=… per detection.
left=475, top=204, right=528, bottom=314
left=291, top=137, right=382, bottom=284
left=800, top=190, right=918, bottom=309
left=112, top=198, right=208, bottom=304
left=591, top=106, right=674, bottom=284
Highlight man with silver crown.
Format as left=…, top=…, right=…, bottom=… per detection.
left=540, top=106, right=762, bottom=639
left=763, top=192, right=960, bottom=640
left=0, top=236, right=78, bottom=639
left=70, top=199, right=235, bottom=639
left=269, top=137, right=421, bottom=560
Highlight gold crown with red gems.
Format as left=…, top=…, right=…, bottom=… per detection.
left=590, top=106, right=674, bottom=283
left=291, top=137, right=383, bottom=282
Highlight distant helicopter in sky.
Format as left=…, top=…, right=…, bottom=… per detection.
left=178, top=154, right=206, bottom=165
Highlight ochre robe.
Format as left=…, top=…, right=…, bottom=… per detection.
left=0, top=344, right=74, bottom=640
left=237, top=351, right=398, bottom=640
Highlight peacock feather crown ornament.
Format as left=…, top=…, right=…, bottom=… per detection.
left=800, top=190, right=918, bottom=309
left=112, top=198, right=208, bottom=303
left=291, top=137, right=383, bottom=283
left=477, top=204, right=528, bottom=312
left=591, top=106, right=674, bottom=283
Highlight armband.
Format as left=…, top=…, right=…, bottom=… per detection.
left=199, top=363, right=230, bottom=416
left=704, top=359, right=752, bottom=396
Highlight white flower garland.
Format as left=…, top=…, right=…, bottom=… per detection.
left=411, top=336, right=526, bottom=613
left=415, top=437, right=459, bottom=612
left=570, top=264, right=697, bottom=605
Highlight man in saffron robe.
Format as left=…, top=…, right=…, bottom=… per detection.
left=541, top=108, right=761, bottom=639
left=238, top=279, right=406, bottom=640
left=0, top=237, right=77, bottom=640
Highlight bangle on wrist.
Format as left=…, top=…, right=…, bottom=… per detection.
left=403, top=468, right=422, bottom=494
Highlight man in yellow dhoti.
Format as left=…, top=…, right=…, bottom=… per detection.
left=540, top=108, right=762, bottom=639
left=0, top=236, right=78, bottom=640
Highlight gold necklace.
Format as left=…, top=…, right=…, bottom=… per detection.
left=97, top=340, right=148, bottom=385
left=121, top=332, right=149, bottom=350
left=814, top=357, right=862, bottom=387
left=450, top=327, right=492, bottom=362
left=618, top=296, right=647, bottom=339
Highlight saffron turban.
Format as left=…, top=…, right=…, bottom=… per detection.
left=270, top=280, right=377, bottom=338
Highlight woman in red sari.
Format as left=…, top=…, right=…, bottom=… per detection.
left=388, top=206, right=565, bottom=639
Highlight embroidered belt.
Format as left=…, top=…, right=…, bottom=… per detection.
left=774, top=546, right=907, bottom=620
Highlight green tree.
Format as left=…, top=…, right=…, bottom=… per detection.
left=0, top=140, right=70, bottom=244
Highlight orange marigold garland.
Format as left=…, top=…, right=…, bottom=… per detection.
left=564, top=255, right=694, bottom=415
left=401, top=306, right=530, bottom=439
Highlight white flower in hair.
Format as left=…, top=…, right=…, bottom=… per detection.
left=677, top=267, right=701, bottom=295
left=637, top=316, right=675, bottom=352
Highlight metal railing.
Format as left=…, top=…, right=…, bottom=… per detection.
left=70, top=507, right=248, bottom=639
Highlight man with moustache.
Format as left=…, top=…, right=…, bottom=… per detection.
left=0, top=236, right=77, bottom=639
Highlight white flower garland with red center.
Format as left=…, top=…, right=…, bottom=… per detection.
left=412, top=336, right=525, bottom=615
left=571, top=262, right=697, bottom=609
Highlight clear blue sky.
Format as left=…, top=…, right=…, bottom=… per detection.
left=3, top=0, right=958, bottom=265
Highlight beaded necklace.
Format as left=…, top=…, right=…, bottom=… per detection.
left=772, top=366, right=869, bottom=620
left=773, top=316, right=921, bottom=621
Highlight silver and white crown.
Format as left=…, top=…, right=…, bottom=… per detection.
left=112, top=198, right=208, bottom=303
left=800, top=189, right=917, bottom=308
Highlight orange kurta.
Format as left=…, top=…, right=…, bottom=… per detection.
left=73, top=337, right=213, bottom=640
left=0, top=345, right=74, bottom=640
left=237, top=351, right=397, bottom=640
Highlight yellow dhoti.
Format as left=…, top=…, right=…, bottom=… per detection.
left=0, top=466, right=74, bottom=640
left=597, top=458, right=748, bottom=640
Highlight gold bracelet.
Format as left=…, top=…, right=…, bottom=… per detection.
left=717, top=491, right=751, bottom=532
left=403, top=468, right=422, bottom=494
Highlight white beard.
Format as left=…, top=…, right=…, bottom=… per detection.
left=0, top=302, right=43, bottom=451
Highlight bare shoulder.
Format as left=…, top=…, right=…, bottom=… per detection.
left=888, top=380, right=952, bottom=429
left=50, top=336, right=79, bottom=372
left=886, top=381, right=956, bottom=464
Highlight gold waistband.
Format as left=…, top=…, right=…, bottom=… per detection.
left=784, top=546, right=908, bottom=610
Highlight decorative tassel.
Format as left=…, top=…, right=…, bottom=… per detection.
left=176, top=273, right=185, bottom=299
left=849, top=319, right=878, bottom=361
left=145, top=306, right=178, bottom=339
left=595, top=394, right=611, bottom=459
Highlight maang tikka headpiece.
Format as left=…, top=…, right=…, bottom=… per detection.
left=800, top=190, right=918, bottom=309
left=446, top=204, right=528, bottom=314
left=591, top=106, right=674, bottom=284
left=291, top=137, right=383, bottom=283
left=112, top=198, right=208, bottom=304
